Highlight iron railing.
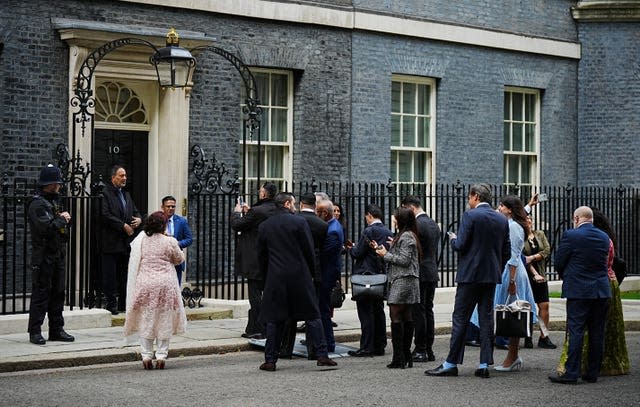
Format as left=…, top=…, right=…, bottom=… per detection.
left=1, top=179, right=638, bottom=314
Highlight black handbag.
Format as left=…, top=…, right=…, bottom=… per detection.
left=330, top=282, right=346, bottom=308
left=612, top=255, right=627, bottom=284
left=494, top=298, right=533, bottom=338
left=350, top=272, right=387, bottom=301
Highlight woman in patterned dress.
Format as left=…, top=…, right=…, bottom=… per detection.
left=374, top=207, right=420, bottom=369
left=124, top=211, right=187, bottom=370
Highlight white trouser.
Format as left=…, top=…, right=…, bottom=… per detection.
left=140, top=337, right=171, bottom=360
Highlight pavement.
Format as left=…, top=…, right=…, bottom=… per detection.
left=1, top=278, right=639, bottom=373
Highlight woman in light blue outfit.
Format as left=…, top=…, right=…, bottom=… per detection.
left=493, top=195, right=537, bottom=372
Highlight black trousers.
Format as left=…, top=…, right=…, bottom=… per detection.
left=101, top=253, right=129, bottom=311
left=356, top=298, right=387, bottom=352
left=446, top=283, right=496, bottom=366
left=412, top=281, right=437, bottom=353
left=265, top=319, right=327, bottom=363
left=28, top=258, right=66, bottom=334
left=564, top=298, right=610, bottom=380
left=246, top=278, right=265, bottom=335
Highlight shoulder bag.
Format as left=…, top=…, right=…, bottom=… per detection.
left=350, top=272, right=387, bottom=302
left=330, top=281, right=346, bottom=308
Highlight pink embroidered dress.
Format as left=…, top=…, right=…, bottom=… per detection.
left=124, top=233, right=187, bottom=340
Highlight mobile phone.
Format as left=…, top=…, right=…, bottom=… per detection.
left=238, top=197, right=244, bottom=206
left=538, top=193, right=548, bottom=202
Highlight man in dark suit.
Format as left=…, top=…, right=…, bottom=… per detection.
left=346, top=203, right=393, bottom=357
left=426, top=184, right=510, bottom=378
left=280, top=192, right=327, bottom=358
left=257, top=192, right=337, bottom=371
left=100, top=165, right=142, bottom=315
left=231, top=182, right=278, bottom=339
left=549, top=206, right=611, bottom=384
left=317, top=199, right=344, bottom=353
left=161, top=196, right=193, bottom=285
left=401, top=195, right=441, bottom=363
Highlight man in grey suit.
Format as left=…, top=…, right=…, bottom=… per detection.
left=549, top=206, right=611, bottom=384
left=426, top=184, right=510, bottom=378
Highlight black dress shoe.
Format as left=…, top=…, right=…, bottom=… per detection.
left=296, top=323, right=306, bottom=333
left=426, top=351, right=436, bottom=362
left=465, top=340, right=481, bottom=347
left=412, top=352, right=429, bottom=362
left=548, top=374, right=577, bottom=384
left=348, top=349, right=373, bottom=357
left=538, top=336, right=557, bottom=349
left=474, top=368, right=490, bottom=378
left=106, top=307, right=119, bottom=315
left=248, top=333, right=265, bottom=340
left=49, top=330, right=75, bottom=342
left=317, top=357, right=338, bottom=367
left=524, top=337, right=534, bottom=349
left=581, top=375, right=597, bottom=383
left=29, top=333, right=46, bottom=345
left=425, top=364, right=458, bottom=377
left=259, top=362, right=276, bottom=371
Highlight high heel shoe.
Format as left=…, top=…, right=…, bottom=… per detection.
left=156, top=359, right=165, bottom=370
left=142, top=358, right=153, bottom=370
left=494, top=357, right=523, bottom=372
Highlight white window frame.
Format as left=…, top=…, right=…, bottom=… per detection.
left=503, top=87, right=540, bottom=187
left=390, top=74, right=436, bottom=185
left=240, top=68, right=293, bottom=191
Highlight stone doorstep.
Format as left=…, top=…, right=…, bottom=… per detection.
left=110, top=307, right=234, bottom=327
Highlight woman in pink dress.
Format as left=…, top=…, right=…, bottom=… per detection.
left=124, top=211, right=187, bottom=369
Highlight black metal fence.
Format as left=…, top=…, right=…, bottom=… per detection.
left=2, top=178, right=639, bottom=315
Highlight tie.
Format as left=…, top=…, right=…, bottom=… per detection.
left=118, top=189, right=126, bottom=209
left=167, top=217, right=174, bottom=236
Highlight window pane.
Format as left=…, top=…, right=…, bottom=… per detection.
left=247, top=145, right=259, bottom=177
left=525, top=123, right=536, bottom=152
left=391, top=115, right=400, bottom=146
left=266, top=146, right=284, bottom=178
left=402, top=116, right=415, bottom=147
left=504, top=122, right=511, bottom=150
left=525, top=94, right=535, bottom=121
left=513, top=123, right=523, bottom=151
left=391, top=82, right=401, bottom=113
left=512, top=92, right=523, bottom=121
left=504, top=92, right=511, bottom=120
left=414, top=152, right=426, bottom=182
left=271, top=108, right=287, bottom=142
left=508, top=155, right=519, bottom=184
left=255, top=73, right=269, bottom=106
left=402, top=82, right=416, bottom=114
left=390, top=152, right=398, bottom=182
left=417, top=84, right=429, bottom=115
left=398, top=150, right=411, bottom=182
left=271, top=74, right=288, bottom=107
left=521, top=155, right=532, bottom=184
left=258, top=109, right=269, bottom=142
left=417, top=117, right=429, bottom=148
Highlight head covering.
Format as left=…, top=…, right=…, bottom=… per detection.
left=37, top=164, right=64, bottom=186
left=300, top=192, right=316, bottom=206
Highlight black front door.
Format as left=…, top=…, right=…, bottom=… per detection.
left=93, top=129, right=148, bottom=216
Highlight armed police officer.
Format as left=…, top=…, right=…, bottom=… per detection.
left=27, top=164, right=75, bottom=345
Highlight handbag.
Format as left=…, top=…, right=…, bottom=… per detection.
left=494, top=295, right=533, bottom=338
left=330, top=282, right=346, bottom=308
left=612, top=255, right=627, bottom=284
left=350, top=272, right=387, bottom=301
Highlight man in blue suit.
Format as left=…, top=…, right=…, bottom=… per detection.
left=426, top=184, right=510, bottom=378
left=549, top=206, right=611, bottom=384
left=161, top=196, right=193, bottom=285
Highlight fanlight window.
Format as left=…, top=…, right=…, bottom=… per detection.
left=95, top=82, right=148, bottom=124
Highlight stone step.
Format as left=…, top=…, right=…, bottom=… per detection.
left=110, top=307, right=233, bottom=327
